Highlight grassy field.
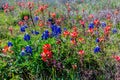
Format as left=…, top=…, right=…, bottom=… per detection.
left=0, top=0, right=120, bottom=80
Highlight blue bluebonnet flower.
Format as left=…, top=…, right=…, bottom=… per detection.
left=23, top=24, right=28, bottom=28
left=41, top=30, right=49, bottom=40
left=20, top=26, right=26, bottom=32
left=48, top=18, right=53, bottom=22
left=24, top=34, right=31, bottom=41
left=31, top=30, right=39, bottom=35
left=34, top=16, right=39, bottom=22
left=20, top=24, right=28, bottom=32
left=57, top=26, right=62, bottom=34
left=51, top=25, right=62, bottom=37
left=88, top=22, right=94, bottom=29
left=8, top=41, right=13, bottom=47
left=112, top=28, right=117, bottom=34
left=101, top=22, right=106, bottom=28
left=94, top=46, right=100, bottom=53
left=96, top=38, right=99, bottom=43
left=25, top=45, right=32, bottom=54
left=20, top=49, right=26, bottom=56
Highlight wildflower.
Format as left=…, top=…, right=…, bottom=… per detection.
left=72, top=26, right=78, bottom=32
left=31, top=30, right=39, bottom=35
left=41, top=30, right=49, bottom=40
left=38, top=20, right=44, bottom=27
left=20, top=26, right=26, bottom=32
left=24, top=34, right=31, bottom=41
left=43, top=44, right=51, bottom=51
left=96, top=38, right=99, bottom=43
left=25, top=45, right=32, bottom=54
left=18, top=21, right=24, bottom=26
left=94, top=46, right=100, bottom=53
left=39, top=6, right=44, bottom=12
left=51, top=12, right=56, bottom=18
left=78, top=50, right=84, bottom=55
left=24, top=16, right=29, bottom=21
left=41, top=49, right=52, bottom=62
left=70, top=39, right=76, bottom=45
left=27, top=2, right=34, bottom=9
left=79, top=20, right=85, bottom=26
left=2, top=46, right=9, bottom=53
left=70, top=31, right=78, bottom=38
left=63, top=30, right=70, bottom=37
left=112, top=28, right=117, bottom=34
left=99, top=37, right=104, bottom=42
left=87, top=28, right=94, bottom=33
left=34, top=16, right=39, bottom=22
left=88, top=22, right=94, bottom=29
left=88, top=14, right=94, bottom=19
left=8, top=42, right=13, bottom=47
left=101, top=22, right=106, bottom=28
left=20, top=48, right=26, bottom=56
left=78, top=38, right=85, bottom=43
left=94, top=19, right=100, bottom=26
left=106, top=13, right=111, bottom=20
left=51, top=25, right=61, bottom=37
left=104, top=26, right=111, bottom=34
left=113, top=56, right=120, bottom=61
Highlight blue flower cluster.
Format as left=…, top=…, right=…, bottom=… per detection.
left=31, top=30, right=39, bottom=35
left=24, top=34, right=31, bottom=41
left=41, top=30, right=49, bottom=40
left=88, top=22, right=94, bottom=29
left=101, top=22, right=106, bottom=28
left=8, top=41, right=13, bottom=47
left=34, top=16, right=39, bottom=22
left=20, top=45, right=32, bottom=56
left=94, top=46, right=100, bottom=53
left=112, top=28, right=117, bottom=34
left=20, top=24, right=28, bottom=32
left=51, top=24, right=62, bottom=37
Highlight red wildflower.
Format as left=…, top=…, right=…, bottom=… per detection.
left=106, top=14, right=111, bottom=20
left=39, top=6, right=44, bottom=12
left=18, top=21, right=24, bottom=26
left=70, top=32, right=78, bottom=38
left=24, top=16, right=29, bottom=21
left=70, top=39, right=76, bottom=45
left=113, top=56, right=120, bottom=61
left=63, top=30, right=70, bottom=37
left=79, top=20, right=85, bottom=25
left=78, top=50, right=85, bottom=55
left=43, top=44, right=51, bottom=51
left=87, top=28, right=94, bottom=33
left=88, top=14, right=94, bottom=19
left=51, top=12, right=56, bottom=18
left=41, top=50, right=52, bottom=62
left=78, top=38, right=85, bottom=43
left=27, top=2, right=34, bottom=9
left=94, top=19, right=100, bottom=26
left=72, top=26, right=78, bottom=32
left=104, top=26, right=111, bottom=34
